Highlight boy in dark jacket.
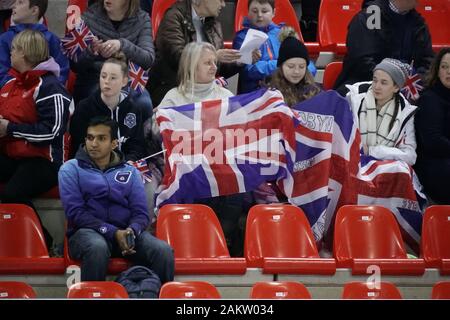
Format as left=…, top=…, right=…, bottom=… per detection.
left=59, top=117, right=174, bottom=283
left=0, top=0, right=69, bottom=86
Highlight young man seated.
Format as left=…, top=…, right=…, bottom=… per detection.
left=58, top=117, right=174, bottom=283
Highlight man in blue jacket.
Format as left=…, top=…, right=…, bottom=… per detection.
left=58, top=117, right=174, bottom=283
left=0, top=0, right=69, bottom=87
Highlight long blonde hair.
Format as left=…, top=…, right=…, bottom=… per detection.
left=177, top=42, right=217, bottom=97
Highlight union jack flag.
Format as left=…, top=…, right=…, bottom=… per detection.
left=215, top=77, right=228, bottom=88
left=156, top=89, right=425, bottom=252
left=60, top=19, right=95, bottom=62
left=131, top=158, right=152, bottom=183
left=401, top=70, right=424, bottom=102
left=156, top=89, right=291, bottom=206
left=128, top=61, right=148, bottom=94
left=287, top=92, right=424, bottom=253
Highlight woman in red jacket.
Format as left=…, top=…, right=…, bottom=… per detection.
left=0, top=29, right=72, bottom=251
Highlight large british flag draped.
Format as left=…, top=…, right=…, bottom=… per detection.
left=156, top=89, right=424, bottom=252
left=156, top=89, right=294, bottom=206
left=60, top=19, right=95, bottom=62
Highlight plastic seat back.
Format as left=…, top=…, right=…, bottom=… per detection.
left=157, top=204, right=230, bottom=259
left=234, top=0, right=303, bottom=41
left=342, top=281, right=402, bottom=299
left=159, top=281, right=221, bottom=299
left=334, top=205, right=408, bottom=265
left=250, top=281, right=311, bottom=299
left=245, top=204, right=319, bottom=267
left=151, top=0, right=176, bottom=39
left=416, top=0, right=450, bottom=50
left=432, top=281, right=450, bottom=299
left=0, top=204, right=49, bottom=257
left=421, top=205, right=450, bottom=266
left=323, top=61, right=343, bottom=90
left=318, top=0, right=362, bottom=53
left=0, top=281, right=36, bottom=299
left=67, top=281, right=128, bottom=298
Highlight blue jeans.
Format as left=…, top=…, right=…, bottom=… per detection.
left=69, top=228, right=174, bottom=283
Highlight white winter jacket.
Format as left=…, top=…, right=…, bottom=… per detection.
left=346, top=82, right=418, bottom=165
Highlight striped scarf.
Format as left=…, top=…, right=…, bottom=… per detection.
left=359, top=89, right=400, bottom=147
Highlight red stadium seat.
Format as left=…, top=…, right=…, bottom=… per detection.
left=65, top=0, right=88, bottom=31
left=250, top=281, right=311, bottom=299
left=245, top=204, right=336, bottom=274
left=0, top=281, right=37, bottom=299
left=64, top=236, right=131, bottom=274
left=323, top=61, right=343, bottom=90
left=318, top=0, right=362, bottom=54
left=234, top=0, right=303, bottom=41
left=67, top=281, right=128, bottom=298
left=156, top=204, right=247, bottom=275
left=0, top=204, right=65, bottom=274
left=416, top=0, right=450, bottom=52
left=342, top=281, right=402, bottom=299
left=159, top=281, right=221, bottom=299
left=421, top=205, right=450, bottom=275
left=151, top=0, right=176, bottom=40
left=432, top=281, right=450, bottom=299
left=334, top=205, right=425, bottom=275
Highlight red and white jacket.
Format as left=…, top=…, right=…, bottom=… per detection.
left=0, top=58, right=73, bottom=167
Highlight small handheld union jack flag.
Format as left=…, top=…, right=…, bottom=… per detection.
left=128, top=61, right=149, bottom=94
left=401, top=68, right=424, bottom=102
left=131, top=158, right=152, bottom=183
left=60, top=19, right=95, bottom=63
left=215, top=76, right=228, bottom=88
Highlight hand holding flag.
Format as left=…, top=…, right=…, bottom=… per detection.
left=128, top=61, right=149, bottom=94
left=401, top=64, right=424, bottom=102
left=60, top=19, right=95, bottom=62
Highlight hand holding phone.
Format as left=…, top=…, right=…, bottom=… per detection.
left=126, top=230, right=135, bottom=250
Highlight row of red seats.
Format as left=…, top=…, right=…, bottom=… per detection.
left=0, top=203, right=449, bottom=276
left=2, top=280, right=450, bottom=299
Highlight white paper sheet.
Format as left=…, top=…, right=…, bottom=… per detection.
left=237, top=28, right=269, bottom=65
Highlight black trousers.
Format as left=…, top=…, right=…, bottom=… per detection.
left=0, top=155, right=58, bottom=250
left=300, top=0, right=321, bottom=41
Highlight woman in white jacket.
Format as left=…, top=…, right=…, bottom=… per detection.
left=346, top=58, right=417, bottom=166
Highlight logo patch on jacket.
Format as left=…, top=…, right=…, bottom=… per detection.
left=115, top=171, right=132, bottom=184
left=124, top=113, right=137, bottom=129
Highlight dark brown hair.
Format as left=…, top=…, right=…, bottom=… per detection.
left=29, top=0, right=48, bottom=19
left=248, top=0, right=275, bottom=10
left=425, top=47, right=450, bottom=87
